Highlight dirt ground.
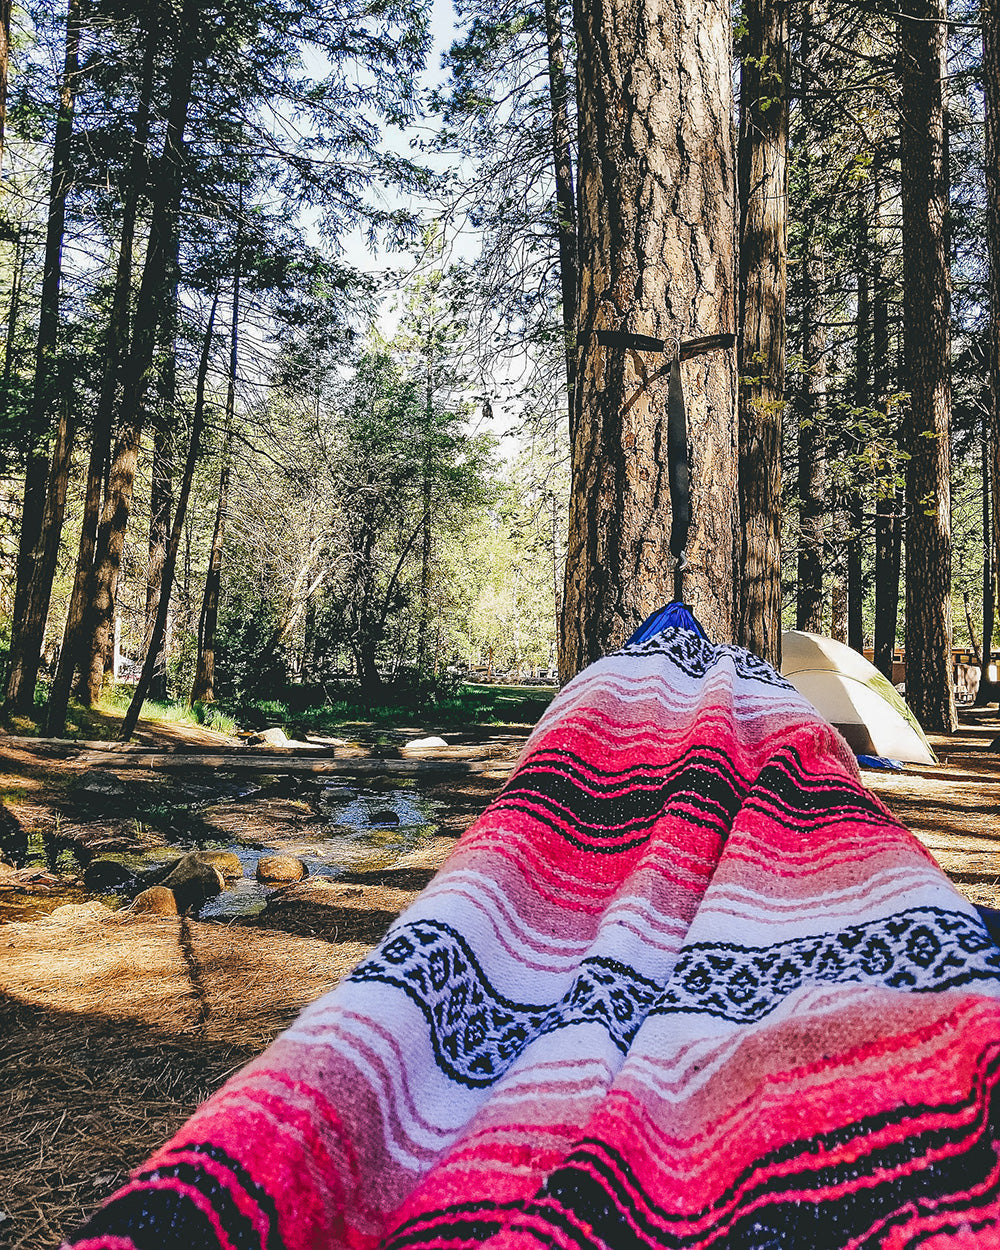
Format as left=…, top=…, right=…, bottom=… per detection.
left=1, top=706, right=999, bottom=1249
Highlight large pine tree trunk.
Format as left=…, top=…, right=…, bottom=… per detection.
left=898, top=0, right=956, bottom=732
left=736, top=0, right=789, bottom=667
left=4, top=0, right=81, bottom=714
left=75, top=7, right=196, bottom=705
left=985, top=0, right=1000, bottom=703
left=543, top=0, right=578, bottom=423
left=560, top=0, right=738, bottom=677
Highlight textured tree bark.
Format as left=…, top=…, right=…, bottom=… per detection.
left=985, top=0, right=1000, bottom=703
left=736, top=0, right=788, bottom=667
left=560, top=0, right=738, bottom=678
left=76, top=5, right=196, bottom=705
left=4, top=0, right=81, bottom=714
left=543, top=0, right=578, bottom=425
left=898, top=0, right=956, bottom=732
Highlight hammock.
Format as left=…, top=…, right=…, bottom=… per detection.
left=66, top=626, right=1000, bottom=1249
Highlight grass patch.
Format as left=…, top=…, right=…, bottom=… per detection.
left=231, top=681, right=557, bottom=736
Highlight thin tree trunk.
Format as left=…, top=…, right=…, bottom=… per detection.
left=76, top=4, right=196, bottom=705
left=561, top=0, right=738, bottom=677
left=191, top=446, right=229, bottom=705
left=848, top=186, right=871, bottom=653
left=0, top=0, right=11, bottom=175
left=543, top=0, right=578, bottom=426
left=736, top=0, right=789, bottom=666
left=191, top=257, right=240, bottom=705
left=872, top=163, right=902, bottom=680
left=416, top=326, right=433, bottom=680
left=979, top=404, right=995, bottom=703
left=899, top=0, right=956, bottom=732
left=4, top=0, right=80, bottom=714
left=120, top=299, right=217, bottom=742
left=985, top=0, right=1000, bottom=706
left=2, top=227, right=24, bottom=399
left=46, top=13, right=158, bottom=734
left=796, top=237, right=827, bottom=631
left=145, top=363, right=175, bottom=700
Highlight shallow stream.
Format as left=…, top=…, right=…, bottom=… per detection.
left=1, top=773, right=441, bottom=923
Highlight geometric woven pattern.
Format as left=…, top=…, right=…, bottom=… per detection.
left=65, top=628, right=1000, bottom=1249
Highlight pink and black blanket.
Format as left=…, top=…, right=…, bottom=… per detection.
left=66, top=629, right=1000, bottom=1248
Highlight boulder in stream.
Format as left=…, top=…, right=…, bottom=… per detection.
left=131, top=885, right=179, bottom=916
left=83, top=859, right=137, bottom=892
left=256, top=855, right=307, bottom=884
left=140, top=852, right=225, bottom=911
left=194, top=850, right=243, bottom=879
left=71, top=769, right=128, bottom=800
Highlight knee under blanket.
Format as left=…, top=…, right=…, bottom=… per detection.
left=66, top=630, right=1000, bottom=1249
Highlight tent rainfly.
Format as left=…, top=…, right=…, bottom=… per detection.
left=780, top=630, right=937, bottom=766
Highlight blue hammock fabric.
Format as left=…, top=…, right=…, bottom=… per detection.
left=626, top=600, right=707, bottom=645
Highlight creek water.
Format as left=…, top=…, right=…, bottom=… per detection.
left=1, top=776, right=441, bottom=923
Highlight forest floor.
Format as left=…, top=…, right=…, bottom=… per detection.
left=1, top=704, right=999, bottom=1248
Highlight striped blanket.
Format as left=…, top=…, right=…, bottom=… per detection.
left=67, top=629, right=1000, bottom=1249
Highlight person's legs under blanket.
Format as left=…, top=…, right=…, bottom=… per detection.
left=66, top=628, right=1000, bottom=1250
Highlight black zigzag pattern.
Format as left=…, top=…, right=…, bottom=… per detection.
left=657, top=905, right=1000, bottom=1023
left=623, top=629, right=797, bottom=693
left=348, top=910, right=1000, bottom=1089
left=494, top=745, right=749, bottom=850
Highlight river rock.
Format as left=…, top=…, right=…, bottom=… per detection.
left=256, top=855, right=307, bottom=884
left=404, top=736, right=448, bottom=750
left=194, top=849, right=243, bottom=879
left=83, top=859, right=137, bottom=892
left=156, top=853, right=225, bottom=910
left=369, top=809, right=399, bottom=826
left=249, top=727, right=290, bottom=747
left=72, top=769, right=128, bottom=799
left=131, top=885, right=179, bottom=915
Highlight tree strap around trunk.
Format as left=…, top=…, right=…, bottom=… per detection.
left=577, top=328, right=734, bottom=600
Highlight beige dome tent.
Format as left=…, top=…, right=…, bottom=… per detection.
left=780, top=630, right=937, bottom=765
